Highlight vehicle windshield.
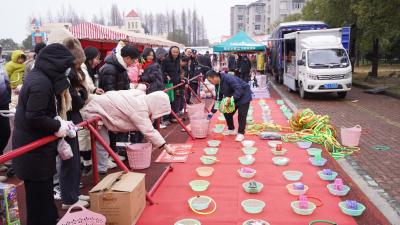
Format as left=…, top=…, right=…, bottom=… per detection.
left=308, top=49, right=350, bottom=68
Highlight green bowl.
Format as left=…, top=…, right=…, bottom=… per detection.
left=188, top=196, right=211, bottom=211
left=239, top=156, right=255, bottom=165
left=241, top=199, right=265, bottom=214
left=207, top=140, right=221, bottom=147
left=307, top=148, right=322, bottom=157
left=237, top=168, right=257, bottom=179
left=189, top=180, right=210, bottom=192
left=204, top=147, right=219, bottom=155
left=317, top=171, right=338, bottom=181
left=327, top=184, right=350, bottom=196
left=242, top=147, right=257, bottom=155
left=276, top=100, right=285, bottom=105
left=174, top=219, right=202, bottom=225
left=242, top=181, right=264, bottom=194
left=272, top=157, right=289, bottom=166
left=282, top=171, right=303, bottom=181
left=338, top=201, right=366, bottom=216
left=271, top=148, right=287, bottom=156
left=200, top=156, right=217, bottom=165
left=291, top=201, right=316, bottom=216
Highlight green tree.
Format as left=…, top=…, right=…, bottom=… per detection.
left=167, top=30, right=189, bottom=46
left=282, top=13, right=302, bottom=22
left=22, top=35, right=33, bottom=50
left=0, top=39, right=19, bottom=50
left=353, top=0, right=400, bottom=77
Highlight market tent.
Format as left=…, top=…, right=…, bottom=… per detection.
left=69, top=22, right=184, bottom=48
left=213, top=31, right=266, bottom=52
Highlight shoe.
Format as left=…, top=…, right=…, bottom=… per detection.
left=62, top=200, right=89, bottom=209
left=82, top=165, right=92, bottom=176
left=79, top=182, right=84, bottom=189
left=0, top=176, right=7, bottom=182
left=235, top=134, right=245, bottom=142
left=79, top=195, right=90, bottom=201
left=53, top=185, right=61, bottom=200
left=82, top=160, right=92, bottom=167
left=170, top=118, right=178, bottom=123
left=160, top=123, right=167, bottom=129
left=107, top=159, right=117, bottom=169
left=223, top=130, right=237, bottom=136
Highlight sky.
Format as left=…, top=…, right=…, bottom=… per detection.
left=0, top=0, right=255, bottom=43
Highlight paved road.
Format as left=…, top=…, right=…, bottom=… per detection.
left=271, top=80, right=400, bottom=219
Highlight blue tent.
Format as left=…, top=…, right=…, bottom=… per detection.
left=213, top=31, right=266, bottom=52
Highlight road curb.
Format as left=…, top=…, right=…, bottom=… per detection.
left=352, top=81, right=400, bottom=100
left=271, top=82, right=400, bottom=224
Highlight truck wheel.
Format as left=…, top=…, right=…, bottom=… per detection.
left=337, top=92, right=347, bottom=99
left=299, top=83, right=309, bottom=99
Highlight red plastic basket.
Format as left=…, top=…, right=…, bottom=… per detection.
left=187, top=102, right=206, bottom=120
left=57, top=204, right=106, bottom=225
left=126, top=142, right=152, bottom=169
left=191, top=119, right=210, bottom=139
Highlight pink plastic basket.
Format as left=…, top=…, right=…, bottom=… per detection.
left=57, top=204, right=106, bottom=225
left=341, top=125, right=361, bottom=147
left=191, top=119, right=210, bottom=138
left=126, top=142, right=152, bottom=169
left=187, top=102, right=206, bottom=120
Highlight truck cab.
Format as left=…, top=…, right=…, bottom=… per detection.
left=283, top=28, right=352, bottom=99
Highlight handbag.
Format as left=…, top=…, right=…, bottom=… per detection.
left=57, top=138, right=73, bottom=160
left=165, top=81, right=175, bottom=102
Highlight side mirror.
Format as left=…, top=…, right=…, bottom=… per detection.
left=297, top=60, right=304, bottom=66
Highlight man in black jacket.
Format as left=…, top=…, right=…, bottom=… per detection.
left=239, top=55, right=252, bottom=83
left=12, top=43, right=75, bottom=225
left=99, top=45, right=139, bottom=92
left=162, top=46, right=181, bottom=122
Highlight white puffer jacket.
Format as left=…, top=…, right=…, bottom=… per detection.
left=82, top=89, right=171, bottom=148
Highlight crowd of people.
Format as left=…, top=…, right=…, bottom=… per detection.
left=0, top=29, right=257, bottom=224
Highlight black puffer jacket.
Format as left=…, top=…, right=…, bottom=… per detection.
left=228, top=55, right=237, bottom=71
left=99, top=54, right=130, bottom=92
left=12, top=44, right=75, bottom=181
left=239, top=56, right=251, bottom=74
left=162, top=55, right=180, bottom=85
left=0, top=59, right=11, bottom=108
left=139, top=62, right=164, bottom=93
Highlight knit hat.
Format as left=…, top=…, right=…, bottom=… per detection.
left=84, top=46, right=100, bottom=62
left=155, top=48, right=168, bottom=59
left=63, top=37, right=86, bottom=65
left=47, top=28, right=74, bottom=45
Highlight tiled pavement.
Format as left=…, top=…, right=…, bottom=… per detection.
left=271, top=80, right=400, bottom=219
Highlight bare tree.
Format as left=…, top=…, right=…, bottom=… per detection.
left=181, top=9, right=187, bottom=34
left=98, top=10, right=106, bottom=25
left=56, top=4, right=67, bottom=23
left=148, top=13, right=154, bottom=34
left=46, top=9, right=54, bottom=23
left=192, top=9, right=197, bottom=46
left=188, top=9, right=192, bottom=45
left=110, top=3, right=123, bottom=26
left=171, top=10, right=177, bottom=31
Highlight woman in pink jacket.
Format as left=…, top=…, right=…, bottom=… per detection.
left=81, top=89, right=174, bottom=154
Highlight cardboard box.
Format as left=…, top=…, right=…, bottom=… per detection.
left=90, top=172, right=146, bottom=225
left=0, top=183, right=20, bottom=225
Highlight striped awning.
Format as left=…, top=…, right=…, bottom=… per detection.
left=69, top=22, right=128, bottom=41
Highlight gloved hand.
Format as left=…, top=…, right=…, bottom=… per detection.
left=211, top=107, right=217, bottom=114
left=207, top=113, right=214, bottom=120
left=54, top=116, right=75, bottom=138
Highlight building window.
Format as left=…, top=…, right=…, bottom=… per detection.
left=238, top=15, right=243, bottom=20
left=256, top=6, right=264, bottom=14
left=268, top=5, right=271, bottom=13
left=267, top=17, right=271, bottom=24
left=280, top=1, right=287, bottom=10
left=128, top=22, right=131, bottom=29
left=255, top=25, right=261, bottom=30
left=238, top=23, right=244, bottom=31
left=255, top=15, right=262, bottom=22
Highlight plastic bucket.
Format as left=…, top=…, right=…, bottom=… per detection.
left=126, top=142, right=152, bottom=169
left=191, top=119, right=210, bottom=138
left=187, top=102, right=205, bottom=119
left=341, top=125, right=361, bottom=147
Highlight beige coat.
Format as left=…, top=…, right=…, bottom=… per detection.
left=82, top=89, right=171, bottom=148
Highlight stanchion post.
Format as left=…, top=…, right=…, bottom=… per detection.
left=90, top=122, right=100, bottom=184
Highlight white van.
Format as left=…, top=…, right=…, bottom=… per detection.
left=283, top=28, right=352, bottom=98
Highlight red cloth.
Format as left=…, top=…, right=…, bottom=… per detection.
left=142, top=60, right=153, bottom=70
left=137, top=99, right=357, bottom=225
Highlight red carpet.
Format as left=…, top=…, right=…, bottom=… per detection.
left=137, top=99, right=357, bottom=225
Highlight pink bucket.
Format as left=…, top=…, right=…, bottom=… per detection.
left=341, top=125, right=362, bottom=147
left=191, top=119, right=210, bottom=139
left=187, top=102, right=206, bottom=120
left=57, top=204, right=106, bottom=225
left=126, top=142, right=152, bottom=169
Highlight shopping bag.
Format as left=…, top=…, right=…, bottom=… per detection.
left=57, top=204, right=106, bottom=225
left=57, top=138, right=73, bottom=160
left=165, top=81, right=175, bottom=102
